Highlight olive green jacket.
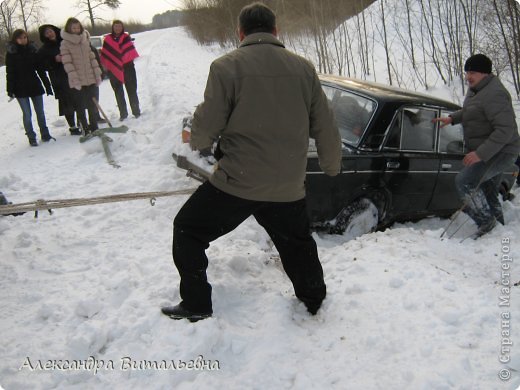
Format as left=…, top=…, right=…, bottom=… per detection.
left=191, top=33, right=341, bottom=202
left=451, top=74, right=520, bottom=161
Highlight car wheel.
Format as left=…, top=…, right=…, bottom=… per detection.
left=330, top=198, right=379, bottom=236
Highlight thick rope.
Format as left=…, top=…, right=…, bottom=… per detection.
left=0, top=189, right=197, bottom=216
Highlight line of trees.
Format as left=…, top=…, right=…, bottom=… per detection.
left=301, top=0, right=520, bottom=97
left=373, top=0, right=520, bottom=96
left=179, top=0, right=373, bottom=47
left=180, top=0, right=520, bottom=98
left=2, top=0, right=519, bottom=98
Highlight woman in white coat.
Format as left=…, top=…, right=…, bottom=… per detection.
left=60, top=17, right=102, bottom=135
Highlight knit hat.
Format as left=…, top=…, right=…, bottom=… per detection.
left=464, top=54, right=492, bottom=74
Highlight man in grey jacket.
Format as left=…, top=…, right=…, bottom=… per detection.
left=162, top=2, right=342, bottom=322
left=434, top=54, right=520, bottom=237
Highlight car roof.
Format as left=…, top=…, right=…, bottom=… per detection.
left=319, top=74, right=461, bottom=110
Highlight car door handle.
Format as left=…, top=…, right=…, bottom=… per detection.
left=441, top=163, right=452, bottom=170
left=386, top=161, right=400, bottom=169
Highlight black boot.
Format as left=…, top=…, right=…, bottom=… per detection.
left=42, top=134, right=56, bottom=142
left=473, top=217, right=497, bottom=239
left=89, top=124, right=98, bottom=132
left=69, top=127, right=82, bottom=136
left=40, top=128, right=55, bottom=142
left=28, top=138, right=38, bottom=147
left=161, top=303, right=212, bottom=322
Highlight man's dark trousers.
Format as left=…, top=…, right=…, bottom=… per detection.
left=172, top=181, right=326, bottom=313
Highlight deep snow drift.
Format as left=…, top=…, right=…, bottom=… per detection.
left=0, top=26, right=519, bottom=390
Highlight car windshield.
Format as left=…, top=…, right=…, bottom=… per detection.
left=322, top=85, right=376, bottom=146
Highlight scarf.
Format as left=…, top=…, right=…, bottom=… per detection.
left=100, top=32, right=139, bottom=83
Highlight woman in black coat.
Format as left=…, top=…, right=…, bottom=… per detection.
left=5, top=29, right=54, bottom=146
left=38, top=24, right=81, bottom=135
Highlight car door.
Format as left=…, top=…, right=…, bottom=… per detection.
left=381, top=106, right=441, bottom=219
left=428, top=111, right=465, bottom=212
left=305, top=85, right=379, bottom=225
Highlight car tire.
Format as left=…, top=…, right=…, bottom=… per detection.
left=330, top=198, right=379, bottom=236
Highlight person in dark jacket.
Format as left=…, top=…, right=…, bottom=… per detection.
left=89, top=45, right=106, bottom=124
left=434, top=54, right=520, bottom=237
left=5, top=29, right=54, bottom=146
left=100, top=20, right=140, bottom=121
left=161, top=3, right=342, bottom=322
left=38, top=24, right=81, bottom=135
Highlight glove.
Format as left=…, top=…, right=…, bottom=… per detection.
left=213, top=140, right=223, bottom=161
left=199, top=147, right=213, bottom=158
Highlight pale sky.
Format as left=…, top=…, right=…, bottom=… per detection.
left=42, top=0, right=182, bottom=27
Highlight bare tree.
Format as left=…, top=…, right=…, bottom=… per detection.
left=75, top=0, right=121, bottom=29
left=0, top=0, right=17, bottom=38
left=404, top=0, right=415, bottom=70
left=378, top=0, right=392, bottom=84
left=459, top=0, right=481, bottom=56
left=354, top=4, right=369, bottom=77
left=17, top=0, right=44, bottom=32
left=488, top=0, right=520, bottom=96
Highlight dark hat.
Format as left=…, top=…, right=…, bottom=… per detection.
left=464, top=54, right=492, bottom=74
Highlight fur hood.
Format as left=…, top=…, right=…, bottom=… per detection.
left=6, top=41, right=38, bottom=55
left=61, top=29, right=91, bottom=45
left=39, top=24, right=62, bottom=45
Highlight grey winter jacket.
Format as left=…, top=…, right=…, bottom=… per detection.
left=190, top=33, right=342, bottom=202
left=450, top=74, right=520, bottom=161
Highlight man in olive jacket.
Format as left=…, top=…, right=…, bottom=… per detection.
left=434, top=54, right=520, bottom=237
left=162, top=2, right=342, bottom=322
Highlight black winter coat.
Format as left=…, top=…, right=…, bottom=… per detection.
left=5, top=41, right=51, bottom=98
left=37, top=25, right=69, bottom=100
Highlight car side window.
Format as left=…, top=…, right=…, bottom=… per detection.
left=385, top=113, right=401, bottom=149
left=321, top=85, right=375, bottom=146
left=438, top=110, right=465, bottom=154
left=401, top=108, right=437, bottom=151
left=384, top=107, right=437, bottom=151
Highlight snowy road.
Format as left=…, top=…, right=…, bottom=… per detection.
left=0, top=26, right=519, bottom=389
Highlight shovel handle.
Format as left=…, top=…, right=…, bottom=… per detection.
left=92, top=97, right=113, bottom=128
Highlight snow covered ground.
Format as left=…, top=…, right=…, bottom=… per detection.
left=0, top=26, right=519, bottom=390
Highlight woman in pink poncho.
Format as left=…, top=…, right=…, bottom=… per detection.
left=100, top=20, right=141, bottom=121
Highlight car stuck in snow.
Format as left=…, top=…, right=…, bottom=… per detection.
left=174, top=75, right=518, bottom=236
